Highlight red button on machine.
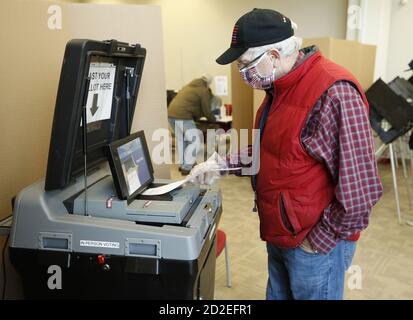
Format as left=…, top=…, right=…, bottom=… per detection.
left=97, top=255, right=105, bottom=265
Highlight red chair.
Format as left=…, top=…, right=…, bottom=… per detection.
left=216, top=229, right=232, bottom=288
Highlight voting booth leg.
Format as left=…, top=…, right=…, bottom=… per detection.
left=393, top=146, right=399, bottom=169
left=389, top=143, right=403, bottom=224
left=410, top=149, right=413, bottom=181
left=399, top=139, right=413, bottom=210
left=375, top=143, right=388, bottom=159
left=375, top=143, right=403, bottom=224
left=408, top=147, right=413, bottom=228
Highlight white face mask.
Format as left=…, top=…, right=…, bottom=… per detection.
left=239, top=51, right=277, bottom=90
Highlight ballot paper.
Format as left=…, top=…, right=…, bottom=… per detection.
left=141, top=179, right=187, bottom=196
left=140, top=167, right=242, bottom=196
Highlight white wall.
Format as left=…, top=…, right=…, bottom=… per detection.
left=345, top=0, right=413, bottom=83
left=82, top=0, right=348, bottom=102
left=357, top=0, right=392, bottom=81
left=386, top=0, right=413, bottom=81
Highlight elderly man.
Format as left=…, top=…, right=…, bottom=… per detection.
left=189, top=8, right=382, bottom=300
left=168, top=74, right=216, bottom=175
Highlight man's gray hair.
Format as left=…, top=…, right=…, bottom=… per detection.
left=244, top=36, right=302, bottom=61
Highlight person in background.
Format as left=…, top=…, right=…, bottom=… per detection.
left=188, top=8, right=383, bottom=300
left=168, top=74, right=216, bottom=175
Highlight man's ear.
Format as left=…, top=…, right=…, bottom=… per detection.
left=268, top=49, right=280, bottom=60
left=268, top=49, right=281, bottom=67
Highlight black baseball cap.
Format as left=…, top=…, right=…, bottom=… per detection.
left=216, top=8, right=294, bottom=65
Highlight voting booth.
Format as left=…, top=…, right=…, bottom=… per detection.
left=9, top=39, right=222, bottom=299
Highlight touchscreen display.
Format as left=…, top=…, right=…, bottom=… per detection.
left=117, top=137, right=152, bottom=196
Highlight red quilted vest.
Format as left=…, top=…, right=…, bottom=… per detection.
left=255, top=51, right=369, bottom=248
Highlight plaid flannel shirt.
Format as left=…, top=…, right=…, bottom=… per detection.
left=301, top=81, right=382, bottom=254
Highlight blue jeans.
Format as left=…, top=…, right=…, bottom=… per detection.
left=266, top=240, right=356, bottom=300
left=168, top=118, right=202, bottom=171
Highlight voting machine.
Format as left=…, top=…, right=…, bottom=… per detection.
left=8, top=39, right=222, bottom=299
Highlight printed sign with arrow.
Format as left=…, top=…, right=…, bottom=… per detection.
left=85, top=62, right=116, bottom=124
left=91, top=94, right=99, bottom=116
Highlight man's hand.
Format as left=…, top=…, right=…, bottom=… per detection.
left=187, top=162, right=221, bottom=185
left=187, top=152, right=228, bottom=185
left=300, top=238, right=317, bottom=254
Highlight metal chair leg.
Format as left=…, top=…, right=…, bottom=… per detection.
left=394, top=144, right=399, bottom=169
left=224, top=241, right=232, bottom=288
left=410, top=149, right=413, bottom=178
left=389, top=143, right=403, bottom=224
left=375, top=143, right=388, bottom=159
left=408, top=148, right=413, bottom=228
left=399, top=139, right=412, bottom=209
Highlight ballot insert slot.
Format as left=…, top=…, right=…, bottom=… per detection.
left=133, top=182, right=176, bottom=202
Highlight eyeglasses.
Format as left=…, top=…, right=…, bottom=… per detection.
left=237, top=51, right=268, bottom=71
